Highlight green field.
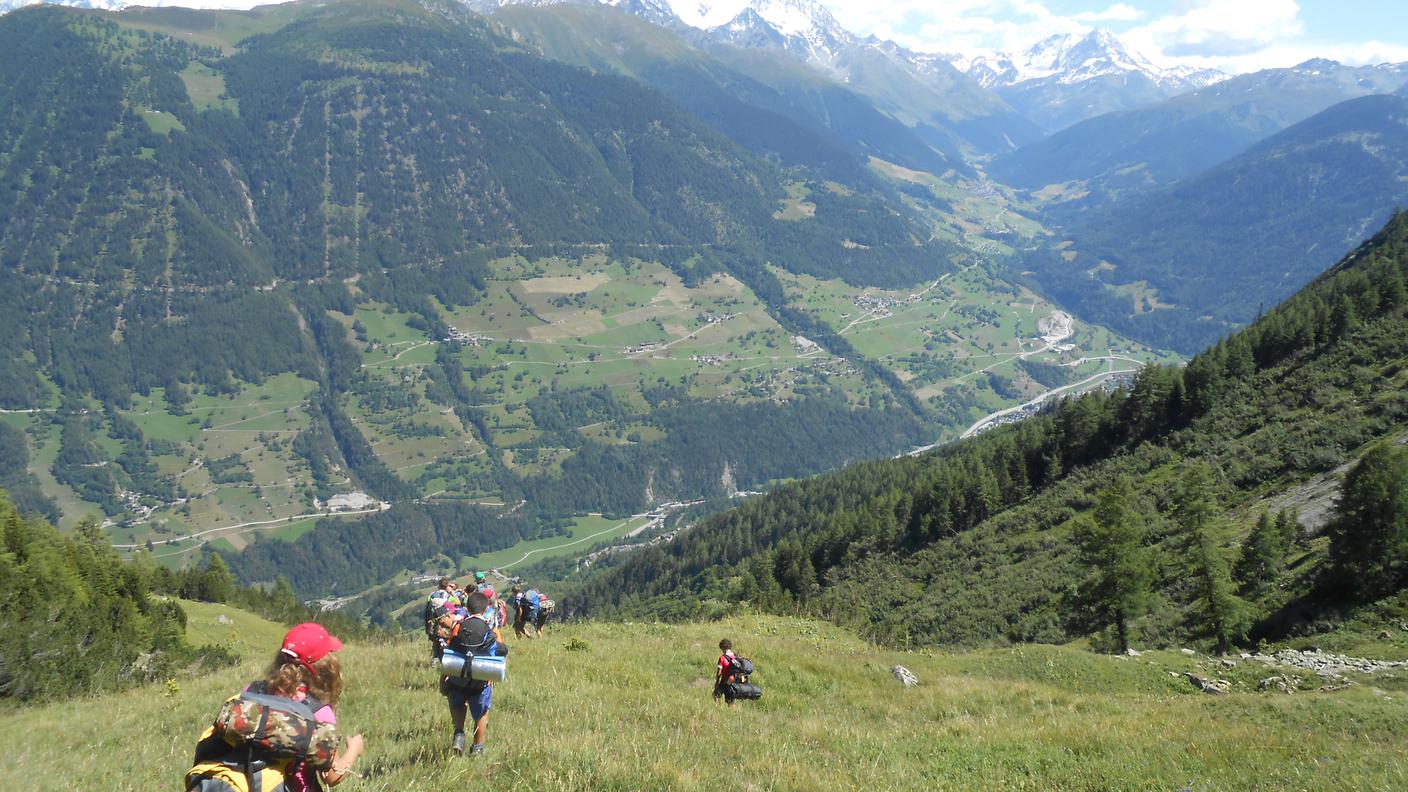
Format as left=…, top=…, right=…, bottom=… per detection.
left=461, top=513, right=652, bottom=573
left=4, top=611, right=1405, bottom=790
left=179, top=62, right=238, bottom=114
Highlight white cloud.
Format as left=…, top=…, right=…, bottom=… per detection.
left=1073, top=4, right=1143, bottom=23
left=826, top=0, right=1088, bottom=56
left=829, top=0, right=1380, bottom=74
left=1128, top=0, right=1303, bottom=60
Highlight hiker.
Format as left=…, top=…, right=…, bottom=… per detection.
left=424, top=578, right=465, bottom=663
left=439, top=591, right=504, bottom=756
left=714, top=638, right=739, bottom=705
left=473, top=570, right=490, bottom=593
left=187, top=622, right=365, bottom=791
left=509, top=586, right=529, bottom=639
left=712, top=638, right=761, bottom=704
left=494, top=588, right=509, bottom=628
left=532, top=591, right=552, bottom=636
left=481, top=585, right=501, bottom=628
left=520, top=587, right=543, bottom=638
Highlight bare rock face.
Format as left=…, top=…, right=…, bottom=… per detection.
left=891, top=665, right=919, bottom=687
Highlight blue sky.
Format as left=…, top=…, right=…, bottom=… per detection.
left=822, top=0, right=1408, bottom=73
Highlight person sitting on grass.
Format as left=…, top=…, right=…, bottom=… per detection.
left=440, top=591, right=503, bottom=756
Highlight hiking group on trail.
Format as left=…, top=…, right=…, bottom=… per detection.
left=420, top=572, right=552, bottom=755
left=182, top=570, right=557, bottom=790
left=183, top=575, right=768, bottom=788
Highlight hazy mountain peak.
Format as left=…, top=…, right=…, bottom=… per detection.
left=965, top=28, right=1224, bottom=90
left=708, top=0, right=852, bottom=65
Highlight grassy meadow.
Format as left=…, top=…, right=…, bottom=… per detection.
left=3, top=605, right=1406, bottom=791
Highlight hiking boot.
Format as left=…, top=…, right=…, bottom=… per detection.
left=469, top=743, right=486, bottom=757
left=452, top=732, right=466, bottom=755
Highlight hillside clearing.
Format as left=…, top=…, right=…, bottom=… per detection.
left=3, top=613, right=1405, bottom=790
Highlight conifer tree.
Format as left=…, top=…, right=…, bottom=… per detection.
left=1178, top=464, right=1248, bottom=654
left=1327, top=443, right=1408, bottom=599
left=1074, top=476, right=1151, bottom=653
left=1236, top=510, right=1289, bottom=593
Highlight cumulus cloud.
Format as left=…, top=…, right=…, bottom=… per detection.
left=1129, top=0, right=1303, bottom=58
left=826, top=0, right=1087, bottom=55
left=1073, top=4, right=1143, bottom=23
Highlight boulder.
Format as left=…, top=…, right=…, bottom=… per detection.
left=1185, top=673, right=1231, bottom=695
left=891, top=665, right=919, bottom=687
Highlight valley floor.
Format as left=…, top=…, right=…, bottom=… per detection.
left=4, top=609, right=1406, bottom=790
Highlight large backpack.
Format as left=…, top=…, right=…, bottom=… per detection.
left=728, top=656, right=755, bottom=678
left=441, top=614, right=500, bottom=692
left=187, top=685, right=337, bottom=792
left=725, top=656, right=761, bottom=700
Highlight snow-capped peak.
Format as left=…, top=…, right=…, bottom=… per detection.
left=963, top=28, right=1225, bottom=91
left=703, top=0, right=856, bottom=68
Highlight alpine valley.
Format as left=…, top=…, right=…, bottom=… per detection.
left=6, top=0, right=1408, bottom=788
left=0, top=0, right=1174, bottom=603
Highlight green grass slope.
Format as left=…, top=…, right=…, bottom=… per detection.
left=3, top=611, right=1407, bottom=790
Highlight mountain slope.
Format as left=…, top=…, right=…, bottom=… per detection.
left=1041, top=93, right=1408, bottom=352
left=490, top=2, right=950, bottom=180
left=5, top=611, right=1408, bottom=790
left=699, top=0, right=1042, bottom=157
left=991, top=59, right=1408, bottom=200
left=563, top=211, right=1408, bottom=648
left=0, top=0, right=938, bottom=550
left=0, top=0, right=1176, bottom=598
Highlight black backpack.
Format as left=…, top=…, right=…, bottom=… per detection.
left=729, top=656, right=755, bottom=678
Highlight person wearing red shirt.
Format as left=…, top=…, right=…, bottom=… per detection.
left=714, top=638, right=739, bottom=706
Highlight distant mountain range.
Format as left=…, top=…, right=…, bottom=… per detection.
left=951, top=29, right=1225, bottom=132
left=992, top=58, right=1408, bottom=206
left=1025, top=93, right=1408, bottom=353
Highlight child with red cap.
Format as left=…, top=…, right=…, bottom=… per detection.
left=187, top=623, right=364, bottom=791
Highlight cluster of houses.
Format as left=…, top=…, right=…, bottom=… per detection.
left=443, top=327, right=493, bottom=346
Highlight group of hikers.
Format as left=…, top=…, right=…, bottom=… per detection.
left=183, top=572, right=555, bottom=791
left=183, top=573, right=761, bottom=790
left=420, top=573, right=552, bottom=755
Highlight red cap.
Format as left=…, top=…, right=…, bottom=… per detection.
left=280, top=622, right=342, bottom=671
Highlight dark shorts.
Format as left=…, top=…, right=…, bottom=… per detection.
left=447, top=680, right=492, bottom=721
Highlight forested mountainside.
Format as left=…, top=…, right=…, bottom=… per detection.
left=490, top=3, right=953, bottom=181
left=566, top=212, right=1408, bottom=651
left=1023, top=94, right=1408, bottom=354
left=0, top=0, right=1170, bottom=598
left=990, top=59, right=1408, bottom=205
left=0, top=483, right=385, bottom=703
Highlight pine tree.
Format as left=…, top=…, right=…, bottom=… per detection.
left=1326, top=443, right=1408, bottom=599
left=1074, top=476, right=1152, bottom=653
left=1235, top=510, right=1288, bottom=593
left=1178, top=464, right=1249, bottom=654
